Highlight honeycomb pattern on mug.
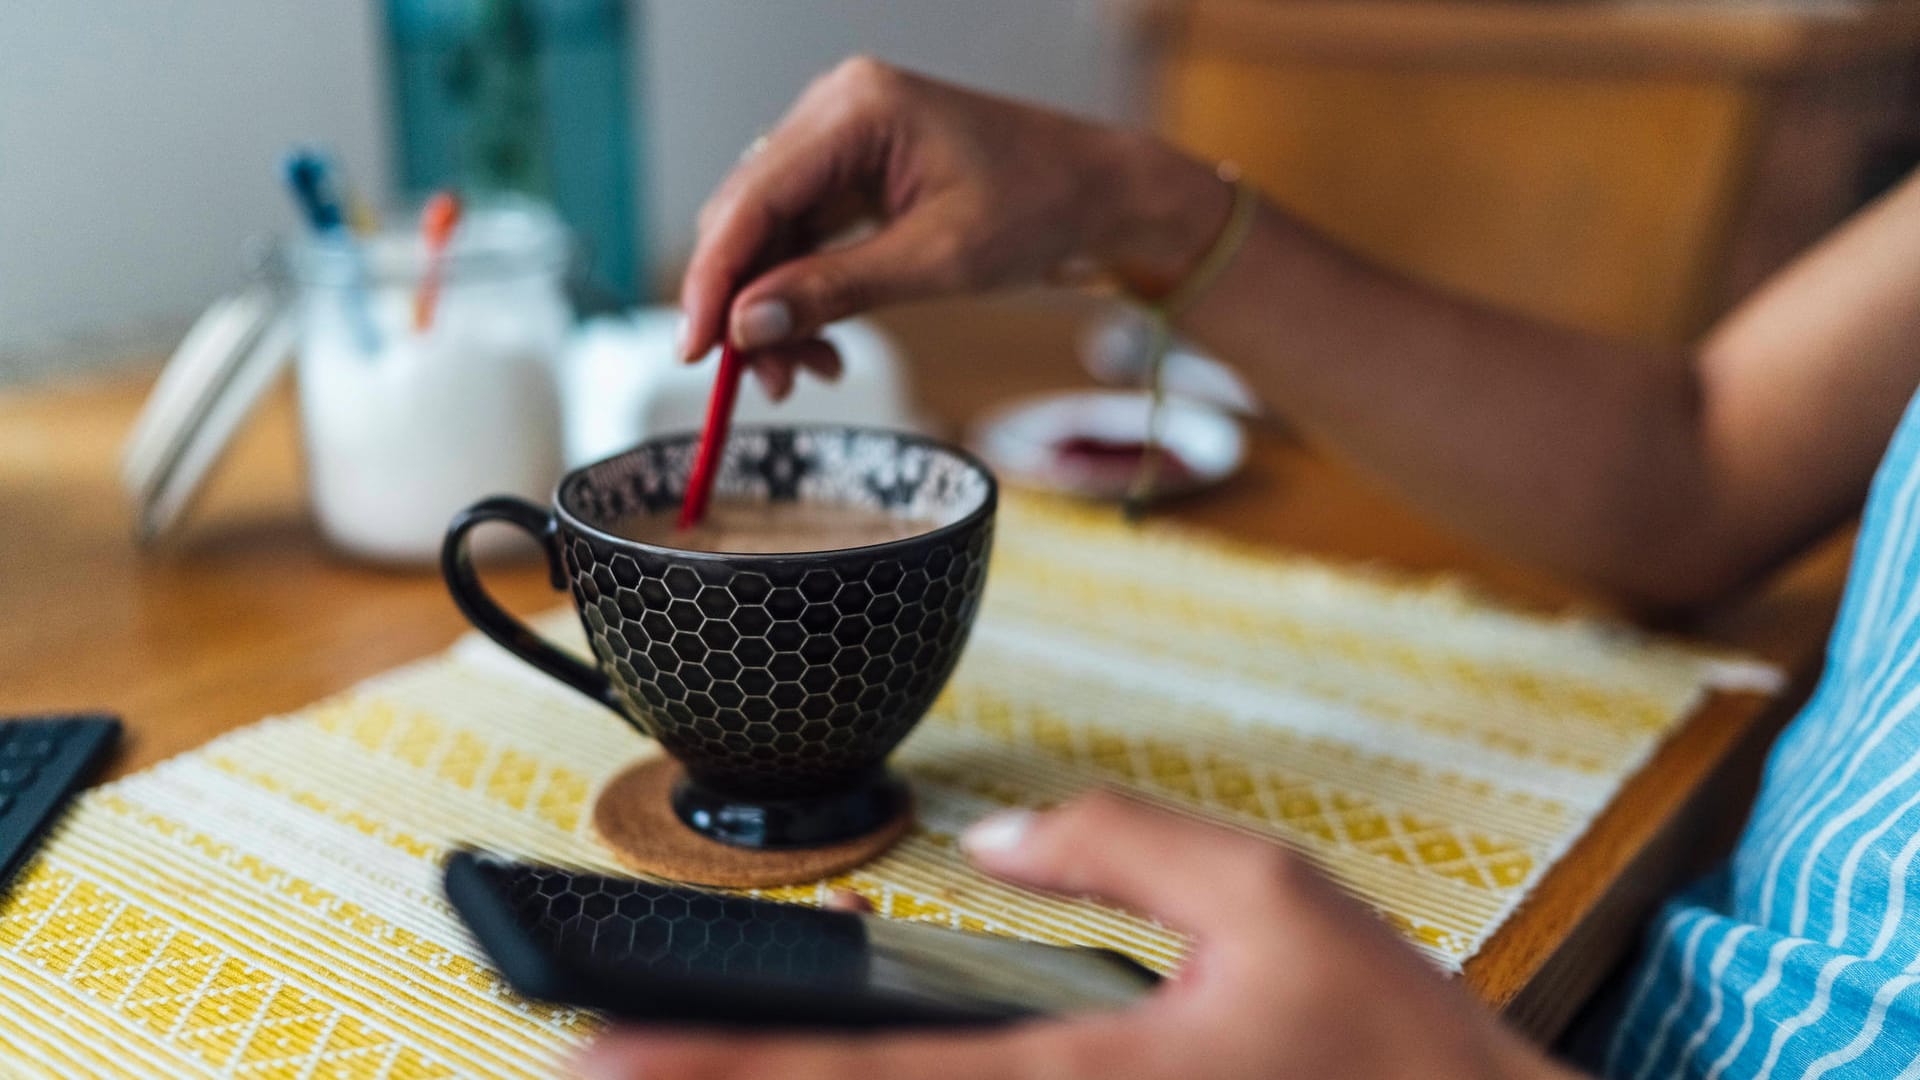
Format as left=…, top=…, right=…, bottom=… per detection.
left=569, top=529, right=990, bottom=796
left=560, top=429, right=996, bottom=798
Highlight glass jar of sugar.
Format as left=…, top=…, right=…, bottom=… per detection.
left=282, top=197, right=570, bottom=563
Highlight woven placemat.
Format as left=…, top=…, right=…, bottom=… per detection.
left=0, top=493, right=1778, bottom=1078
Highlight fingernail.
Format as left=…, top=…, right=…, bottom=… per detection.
left=961, top=810, right=1034, bottom=856
left=734, top=299, right=793, bottom=349
left=824, top=888, right=875, bottom=914
left=673, top=313, right=692, bottom=361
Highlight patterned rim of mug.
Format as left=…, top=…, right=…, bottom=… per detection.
left=554, top=425, right=999, bottom=562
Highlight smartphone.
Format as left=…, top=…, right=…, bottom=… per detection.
left=444, top=850, right=1159, bottom=1029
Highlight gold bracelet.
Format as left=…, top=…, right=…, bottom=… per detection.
left=1124, top=164, right=1257, bottom=521
left=1147, top=164, right=1259, bottom=323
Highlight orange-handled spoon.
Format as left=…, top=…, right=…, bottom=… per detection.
left=412, top=191, right=463, bottom=332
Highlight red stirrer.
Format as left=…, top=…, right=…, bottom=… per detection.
left=678, top=343, right=747, bottom=529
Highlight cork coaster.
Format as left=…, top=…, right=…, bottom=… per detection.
left=591, top=757, right=914, bottom=888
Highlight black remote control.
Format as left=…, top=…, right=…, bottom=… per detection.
left=444, top=850, right=1159, bottom=1029
left=0, top=714, right=120, bottom=896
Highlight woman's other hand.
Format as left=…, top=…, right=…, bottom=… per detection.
left=575, top=791, right=1578, bottom=1080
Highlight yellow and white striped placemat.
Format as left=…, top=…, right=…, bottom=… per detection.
left=0, top=494, right=1778, bottom=1078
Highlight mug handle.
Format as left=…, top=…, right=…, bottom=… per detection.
left=441, top=496, right=622, bottom=713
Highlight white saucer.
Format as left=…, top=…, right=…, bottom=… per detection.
left=968, top=390, right=1246, bottom=501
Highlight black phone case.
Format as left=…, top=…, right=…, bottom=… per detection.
left=444, top=850, right=1024, bottom=1029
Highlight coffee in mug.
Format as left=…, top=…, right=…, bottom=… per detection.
left=609, top=499, right=938, bottom=555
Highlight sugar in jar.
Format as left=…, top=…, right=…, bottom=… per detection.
left=285, top=198, right=570, bottom=562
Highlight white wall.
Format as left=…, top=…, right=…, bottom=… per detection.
left=0, top=2, right=393, bottom=379
left=0, top=1, right=1135, bottom=382
left=639, top=0, right=1136, bottom=281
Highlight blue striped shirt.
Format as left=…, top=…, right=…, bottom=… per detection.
left=1609, top=385, right=1920, bottom=1078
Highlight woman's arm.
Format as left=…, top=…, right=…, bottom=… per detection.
left=1160, top=153, right=1920, bottom=609
left=681, top=57, right=1920, bottom=609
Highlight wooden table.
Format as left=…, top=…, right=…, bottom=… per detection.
left=0, top=296, right=1852, bottom=1042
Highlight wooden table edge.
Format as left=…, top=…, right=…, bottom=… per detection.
left=1463, top=531, right=1850, bottom=1039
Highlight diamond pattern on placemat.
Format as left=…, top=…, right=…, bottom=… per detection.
left=935, top=686, right=1537, bottom=891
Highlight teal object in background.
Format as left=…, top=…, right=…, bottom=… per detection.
left=385, top=0, right=643, bottom=301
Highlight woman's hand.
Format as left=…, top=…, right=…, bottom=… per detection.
left=574, top=791, right=1578, bottom=1080
left=678, top=57, right=1230, bottom=399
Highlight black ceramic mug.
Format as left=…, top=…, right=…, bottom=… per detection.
left=442, top=426, right=996, bottom=850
